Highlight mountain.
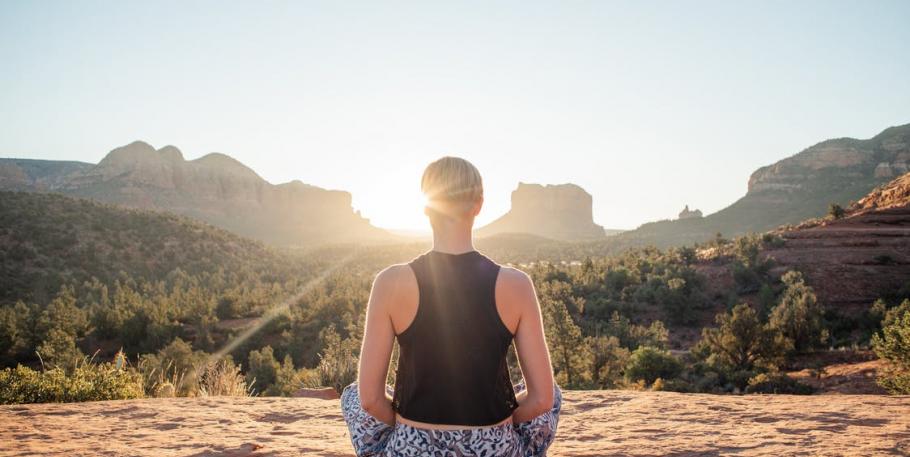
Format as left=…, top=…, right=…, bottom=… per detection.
left=1, top=141, right=395, bottom=247
left=617, top=123, right=910, bottom=248
left=475, top=182, right=607, bottom=241
left=0, top=159, right=92, bottom=191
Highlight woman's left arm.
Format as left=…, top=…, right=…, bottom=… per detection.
left=356, top=265, right=401, bottom=426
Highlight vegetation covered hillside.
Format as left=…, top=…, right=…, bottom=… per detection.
left=0, top=191, right=307, bottom=306
left=2, top=176, right=910, bottom=404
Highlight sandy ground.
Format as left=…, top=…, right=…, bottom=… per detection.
left=2, top=391, right=909, bottom=457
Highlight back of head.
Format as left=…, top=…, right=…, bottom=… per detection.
left=421, top=156, right=483, bottom=223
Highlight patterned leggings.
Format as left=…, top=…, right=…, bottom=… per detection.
left=340, top=380, right=562, bottom=457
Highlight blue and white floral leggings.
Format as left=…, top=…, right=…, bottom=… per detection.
left=340, top=380, right=562, bottom=457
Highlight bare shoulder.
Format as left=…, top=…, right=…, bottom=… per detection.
left=495, top=266, right=536, bottom=307
left=375, top=263, right=413, bottom=282
left=374, top=263, right=417, bottom=290
left=497, top=265, right=532, bottom=287
left=372, top=263, right=418, bottom=303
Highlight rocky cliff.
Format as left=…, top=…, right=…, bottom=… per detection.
left=1, top=141, right=393, bottom=247
left=617, top=123, right=910, bottom=248
left=475, top=182, right=606, bottom=240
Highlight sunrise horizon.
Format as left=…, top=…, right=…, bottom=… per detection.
left=3, top=1, right=909, bottom=232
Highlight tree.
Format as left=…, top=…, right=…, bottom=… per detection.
left=247, top=346, right=281, bottom=394
left=34, top=285, right=87, bottom=343
left=139, top=337, right=208, bottom=397
left=700, top=304, right=789, bottom=374
left=769, top=271, right=828, bottom=353
left=625, top=346, right=681, bottom=386
left=588, top=335, right=629, bottom=388
left=828, top=203, right=846, bottom=220
left=540, top=281, right=591, bottom=387
left=36, top=328, right=85, bottom=370
left=0, top=302, right=31, bottom=365
left=872, top=309, right=910, bottom=394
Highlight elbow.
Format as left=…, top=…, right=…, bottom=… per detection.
left=535, top=389, right=554, bottom=414
left=359, top=393, right=384, bottom=415
left=524, top=389, right=554, bottom=418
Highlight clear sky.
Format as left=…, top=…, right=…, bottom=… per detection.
left=2, top=1, right=908, bottom=231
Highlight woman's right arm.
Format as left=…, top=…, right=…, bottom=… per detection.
left=498, top=267, right=555, bottom=423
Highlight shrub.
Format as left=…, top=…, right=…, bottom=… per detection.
left=745, top=372, right=814, bottom=395
left=828, top=203, right=845, bottom=220
left=881, top=299, right=910, bottom=328
left=138, top=337, right=208, bottom=397
left=316, top=326, right=359, bottom=393
left=625, top=346, right=682, bottom=386
left=248, top=347, right=311, bottom=397
left=872, top=309, right=910, bottom=394
left=599, top=312, right=668, bottom=351
left=246, top=346, right=280, bottom=393
left=769, top=271, right=828, bottom=353
left=196, top=359, right=251, bottom=397
left=761, top=233, right=785, bottom=249
left=0, top=360, right=143, bottom=404
left=650, top=377, right=665, bottom=391
left=699, top=304, right=789, bottom=375
left=587, top=335, right=629, bottom=388
left=659, top=377, right=696, bottom=393
left=874, top=254, right=896, bottom=265
left=36, top=328, right=85, bottom=370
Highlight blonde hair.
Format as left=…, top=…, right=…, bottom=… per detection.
left=420, top=156, right=483, bottom=203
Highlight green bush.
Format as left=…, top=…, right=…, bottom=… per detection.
left=699, top=304, right=789, bottom=375
left=769, top=271, right=828, bottom=353
left=745, top=372, right=814, bottom=395
left=138, top=337, right=209, bottom=397
left=0, top=361, right=143, bottom=404
left=247, top=346, right=280, bottom=392
left=872, top=309, right=910, bottom=394
left=316, top=326, right=359, bottom=393
left=587, top=335, right=629, bottom=388
left=625, top=346, right=682, bottom=386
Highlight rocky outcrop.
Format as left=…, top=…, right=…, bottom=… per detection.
left=678, top=205, right=703, bottom=220
left=475, top=182, right=605, bottom=240
left=747, top=126, right=910, bottom=195
left=3, top=141, right=393, bottom=247
left=851, top=171, right=910, bottom=213
left=761, top=171, right=910, bottom=311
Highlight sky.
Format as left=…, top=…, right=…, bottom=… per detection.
left=1, top=1, right=909, bottom=232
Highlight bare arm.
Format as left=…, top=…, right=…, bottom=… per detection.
left=356, top=265, right=402, bottom=426
left=499, top=268, right=555, bottom=423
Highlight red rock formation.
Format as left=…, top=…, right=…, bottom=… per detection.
left=475, top=182, right=606, bottom=241
left=762, top=172, right=910, bottom=311
left=3, top=141, right=393, bottom=247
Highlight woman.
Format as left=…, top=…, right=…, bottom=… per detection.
left=341, top=156, right=562, bottom=456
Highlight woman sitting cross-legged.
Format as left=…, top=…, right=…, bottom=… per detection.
left=341, top=156, right=562, bottom=456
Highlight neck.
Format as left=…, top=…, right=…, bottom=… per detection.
left=430, top=219, right=475, bottom=254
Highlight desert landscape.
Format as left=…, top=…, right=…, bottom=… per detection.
left=2, top=391, right=909, bottom=457
left=3, top=3, right=910, bottom=457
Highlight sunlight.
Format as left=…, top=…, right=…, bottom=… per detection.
left=194, top=249, right=360, bottom=391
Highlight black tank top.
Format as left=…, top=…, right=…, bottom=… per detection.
left=391, top=249, right=519, bottom=426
